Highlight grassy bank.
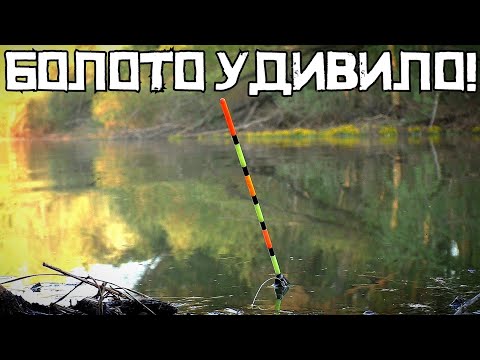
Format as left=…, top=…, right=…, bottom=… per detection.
left=187, top=123, right=479, bottom=147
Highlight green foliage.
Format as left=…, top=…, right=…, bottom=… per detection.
left=322, top=124, right=361, bottom=137
left=428, top=125, right=442, bottom=134
left=378, top=125, right=398, bottom=137
left=274, top=87, right=356, bottom=124
left=408, top=126, right=423, bottom=136
left=16, top=98, right=51, bottom=136
left=46, top=88, right=94, bottom=131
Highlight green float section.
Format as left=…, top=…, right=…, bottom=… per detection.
left=234, top=144, right=247, bottom=168
left=270, top=255, right=281, bottom=275
left=254, top=204, right=265, bottom=223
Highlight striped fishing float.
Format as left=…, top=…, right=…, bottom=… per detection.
left=220, top=98, right=289, bottom=288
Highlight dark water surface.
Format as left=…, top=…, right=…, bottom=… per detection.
left=1, top=136, right=479, bottom=314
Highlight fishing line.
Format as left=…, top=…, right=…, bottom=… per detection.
left=251, top=277, right=277, bottom=307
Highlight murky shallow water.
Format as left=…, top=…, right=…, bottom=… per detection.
left=1, top=136, right=479, bottom=314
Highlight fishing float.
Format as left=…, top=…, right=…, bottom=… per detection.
left=219, top=98, right=289, bottom=289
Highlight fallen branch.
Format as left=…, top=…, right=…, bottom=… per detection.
left=90, top=277, right=153, bottom=299
left=52, top=281, right=85, bottom=305
left=42, top=262, right=160, bottom=315
left=357, top=114, right=392, bottom=122
left=106, top=122, right=184, bottom=140
left=454, top=291, right=480, bottom=315
left=1, top=263, right=178, bottom=315
left=42, top=262, right=128, bottom=300
left=184, top=110, right=279, bottom=139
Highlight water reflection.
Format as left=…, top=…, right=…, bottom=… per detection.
left=0, top=136, right=479, bottom=314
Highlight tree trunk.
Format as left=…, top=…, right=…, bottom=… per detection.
left=388, top=45, right=401, bottom=116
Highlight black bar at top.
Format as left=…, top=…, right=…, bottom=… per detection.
left=252, top=195, right=258, bottom=204
left=242, top=166, right=249, bottom=176
left=260, top=222, right=266, bottom=230
left=232, top=135, right=239, bottom=145
left=268, top=248, right=275, bottom=256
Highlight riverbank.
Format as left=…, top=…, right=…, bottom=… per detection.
left=0, top=263, right=178, bottom=315
left=7, top=117, right=480, bottom=143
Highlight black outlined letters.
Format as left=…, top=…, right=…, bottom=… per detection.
left=4, top=49, right=478, bottom=94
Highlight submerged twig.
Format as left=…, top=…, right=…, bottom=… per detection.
left=98, top=282, right=107, bottom=315
left=454, top=291, right=480, bottom=315
left=0, top=273, right=65, bottom=285
left=88, top=276, right=103, bottom=315
left=50, top=303, right=86, bottom=315
left=115, top=285, right=156, bottom=315
left=53, top=281, right=85, bottom=305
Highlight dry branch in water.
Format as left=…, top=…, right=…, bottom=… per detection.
left=0, top=263, right=177, bottom=315
left=42, top=262, right=128, bottom=299
left=454, top=291, right=480, bottom=315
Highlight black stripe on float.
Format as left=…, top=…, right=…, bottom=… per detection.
left=232, top=135, right=239, bottom=145
left=252, top=195, right=258, bottom=204
left=268, top=248, right=275, bottom=256
left=242, top=167, right=249, bottom=176
left=260, top=221, right=266, bottom=230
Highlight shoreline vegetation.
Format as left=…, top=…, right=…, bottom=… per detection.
left=3, top=122, right=479, bottom=144
left=1, top=45, right=479, bottom=142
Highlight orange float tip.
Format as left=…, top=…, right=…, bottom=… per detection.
left=220, top=98, right=236, bottom=136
